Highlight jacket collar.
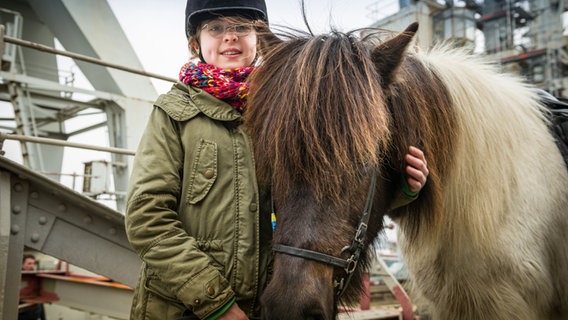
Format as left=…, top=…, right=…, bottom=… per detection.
left=156, top=83, right=243, bottom=122
left=185, top=83, right=242, bottom=122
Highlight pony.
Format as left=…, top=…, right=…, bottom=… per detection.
left=245, top=22, right=568, bottom=320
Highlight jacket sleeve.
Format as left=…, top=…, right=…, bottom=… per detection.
left=388, top=178, right=419, bottom=211
left=125, top=106, right=234, bottom=319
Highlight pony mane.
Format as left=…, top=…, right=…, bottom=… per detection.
left=407, top=45, right=550, bottom=245
left=245, top=31, right=391, bottom=203
left=379, top=43, right=552, bottom=246
left=383, top=43, right=568, bottom=320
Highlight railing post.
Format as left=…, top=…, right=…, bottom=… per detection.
left=0, top=24, right=5, bottom=63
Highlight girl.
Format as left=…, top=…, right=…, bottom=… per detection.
left=124, top=1, right=428, bottom=319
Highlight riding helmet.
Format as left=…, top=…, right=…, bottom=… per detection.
left=185, top=0, right=268, bottom=37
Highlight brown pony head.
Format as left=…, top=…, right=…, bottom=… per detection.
left=245, top=24, right=429, bottom=319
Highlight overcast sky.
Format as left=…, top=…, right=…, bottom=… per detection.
left=106, top=0, right=394, bottom=93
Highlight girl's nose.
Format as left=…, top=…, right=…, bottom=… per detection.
left=223, top=30, right=238, bottom=42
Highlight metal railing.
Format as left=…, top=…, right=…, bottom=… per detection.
left=0, top=132, right=136, bottom=156
left=0, top=25, right=177, bottom=83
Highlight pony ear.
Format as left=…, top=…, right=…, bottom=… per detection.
left=371, top=22, right=419, bottom=88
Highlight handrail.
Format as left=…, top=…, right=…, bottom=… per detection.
left=0, top=132, right=136, bottom=156
left=1, top=32, right=178, bottom=83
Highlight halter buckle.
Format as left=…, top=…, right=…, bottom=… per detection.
left=333, top=278, right=345, bottom=292
left=355, top=222, right=368, bottom=243
left=345, top=255, right=358, bottom=274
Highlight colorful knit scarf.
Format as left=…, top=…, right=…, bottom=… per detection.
left=179, top=62, right=254, bottom=112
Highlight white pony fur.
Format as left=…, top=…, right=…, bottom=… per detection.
left=397, top=45, right=568, bottom=319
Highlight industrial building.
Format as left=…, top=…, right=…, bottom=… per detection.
left=368, top=0, right=568, bottom=97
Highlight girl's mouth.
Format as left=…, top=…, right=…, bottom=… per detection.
left=221, top=48, right=241, bottom=56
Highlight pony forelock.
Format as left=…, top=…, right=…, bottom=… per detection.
left=245, top=31, right=391, bottom=203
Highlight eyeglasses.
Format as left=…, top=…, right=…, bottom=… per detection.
left=201, top=22, right=254, bottom=38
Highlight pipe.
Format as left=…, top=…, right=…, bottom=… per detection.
left=0, top=132, right=135, bottom=156
left=2, top=34, right=177, bottom=83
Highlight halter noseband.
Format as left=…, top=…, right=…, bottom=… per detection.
left=271, top=170, right=377, bottom=298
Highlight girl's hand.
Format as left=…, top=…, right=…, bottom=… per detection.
left=404, top=146, right=429, bottom=193
left=217, top=302, right=248, bottom=320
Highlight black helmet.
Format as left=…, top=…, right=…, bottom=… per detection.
left=185, top=0, right=268, bottom=37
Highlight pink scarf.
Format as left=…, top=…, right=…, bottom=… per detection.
left=179, top=62, right=254, bottom=112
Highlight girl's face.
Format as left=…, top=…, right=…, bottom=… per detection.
left=196, top=17, right=258, bottom=69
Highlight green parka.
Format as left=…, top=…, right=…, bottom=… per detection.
left=125, top=83, right=272, bottom=319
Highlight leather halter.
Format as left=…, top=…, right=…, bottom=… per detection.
left=271, top=171, right=377, bottom=298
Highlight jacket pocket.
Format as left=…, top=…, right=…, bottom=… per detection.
left=187, top=139, right=218, bottom=204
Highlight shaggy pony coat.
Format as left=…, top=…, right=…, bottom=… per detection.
left=245, top=23, right=568, bottom=320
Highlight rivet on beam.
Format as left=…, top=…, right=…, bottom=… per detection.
left=11, top=225, right=20, bottom=235
left=13, top=183, right=23, bottom=192
left=30, top=233, right=40, bottom=243
left=12, top=205, right=21, bottom=214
